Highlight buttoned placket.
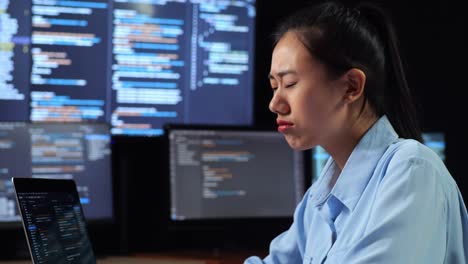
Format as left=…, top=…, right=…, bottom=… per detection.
left=307, top=194, right=343, bottom=264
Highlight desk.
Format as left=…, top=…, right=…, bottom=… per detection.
left=136, top=249, right=267, bottom=263
left=0, top=257, right=203, bottom=264
left=0, top=249, right=267, bottom=264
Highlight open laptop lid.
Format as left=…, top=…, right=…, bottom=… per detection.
left=12, top=177, right=96, bottom=264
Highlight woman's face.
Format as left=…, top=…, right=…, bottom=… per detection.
left=269, top=32, right=346, bottom=150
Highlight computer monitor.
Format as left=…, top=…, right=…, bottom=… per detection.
left=1, top=0, right=256, bottom=136
left=109, top=0, right=256, bottom=136
left=310, top=132, right=447, bottom=184
left=311, top=146, right=330, bottom=184
left=0, top=122, right=113, bottom=225
left=422, top=132, right=446, bottom=162
left=167, top=125, right=305, bottom=220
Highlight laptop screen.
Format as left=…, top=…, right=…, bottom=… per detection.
left=13, top=178, right=95, bottom=264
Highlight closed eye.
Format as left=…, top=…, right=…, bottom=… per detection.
left=285, top=82, right=297, bottom=88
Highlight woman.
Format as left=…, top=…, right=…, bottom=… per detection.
left=245, top=1, right=468, bottom=263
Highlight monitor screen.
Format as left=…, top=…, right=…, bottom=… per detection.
left=1, top=0, right=256, bottom=136
left=311, top=146, right=330, bottom=184
left=0, top=122, right=113, bottom=223
left=168, top=127, right=305, bottom=220
left=0, top=0, right=31, bottom=121
left=310, top=132, right=447, bottom=184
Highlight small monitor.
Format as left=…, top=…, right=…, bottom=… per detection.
left=311, top=146, right=330, bottom=184
left=0, top=122, right=113, bottom=224
left=422, top=132, right=446, bottom=162
left=167, top=125, right=305, bottom=220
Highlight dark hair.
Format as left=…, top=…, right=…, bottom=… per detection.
left=274, top=0, right=422, bottom=142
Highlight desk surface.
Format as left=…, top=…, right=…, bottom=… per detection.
left=0, top=257, right=204, bottom=264
left=0, top=250, right=267, bottom=264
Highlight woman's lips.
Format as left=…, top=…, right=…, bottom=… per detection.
left=276, top=119, right=294, bottom=132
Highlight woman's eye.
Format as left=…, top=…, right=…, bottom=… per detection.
left=285, top=82, right=297, bottom=88
left=271, top=87, right=278, bottom=93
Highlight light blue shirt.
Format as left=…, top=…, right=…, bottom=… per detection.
left=245, top=116, right=468, bottom=264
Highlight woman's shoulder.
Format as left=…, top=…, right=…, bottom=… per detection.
left=387, top=138, right=444, bottom=167
left=382, top=138, right=454, bottom=190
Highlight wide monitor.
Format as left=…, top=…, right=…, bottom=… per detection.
left=310, top=132, right=447, bottom=184
left=1, top=0, right=256, bottom=136
left=167, top=126, right=305, bottom=220
left=0, top=122, right=113, bottom=225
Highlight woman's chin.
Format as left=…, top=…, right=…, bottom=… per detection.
left=285, top=136, right=311, bottom=151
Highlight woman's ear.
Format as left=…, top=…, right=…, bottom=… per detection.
left=341, top=68, right=366, bottom=103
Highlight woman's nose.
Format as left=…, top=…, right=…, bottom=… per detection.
left=269, top=92, right=290, bottom=115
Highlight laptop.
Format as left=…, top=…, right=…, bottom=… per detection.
left=12, top=177, right=96, bottom=264
left=11, top=177, right=214, bottom=264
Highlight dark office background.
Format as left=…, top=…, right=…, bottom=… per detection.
left=1, top=0, right=467, bottom=259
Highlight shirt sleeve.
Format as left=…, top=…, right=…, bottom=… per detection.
left=444, top=182, right=468, bottom=263
left=334, top=157, right=449, bottom=263
left=244, top=188, right=312, bottom=264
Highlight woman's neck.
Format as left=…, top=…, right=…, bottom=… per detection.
left=323, top=108, right=379, bottom=171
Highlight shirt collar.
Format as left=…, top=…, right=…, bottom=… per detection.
left=309, top=115, right=399, bottom=211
